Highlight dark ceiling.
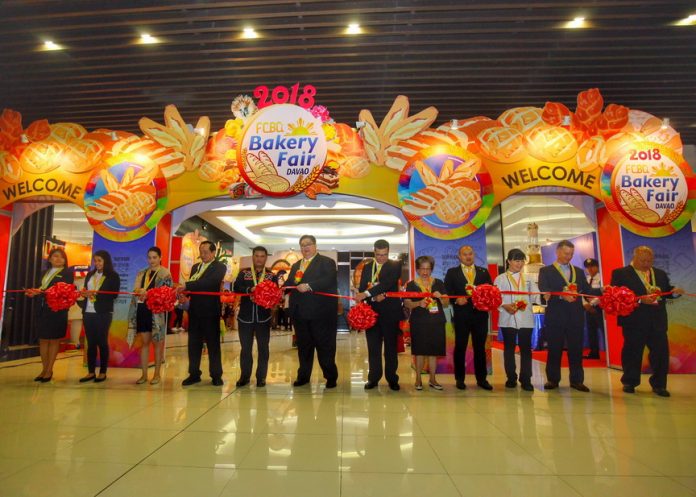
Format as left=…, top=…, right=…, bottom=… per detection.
left=1, top=0, right=695, bottom=143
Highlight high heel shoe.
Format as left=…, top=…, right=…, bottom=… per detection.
left=135, top=377, right=148, bottom=385
left=79, top=374, right=96, bottom=383
left=34, top=374, right=45, bottom=382
left=39, top=375, right=53, bottom=383
left=150, top=376, right=161, bottom=385
left=415, top=383, right=423, bottom=391
left=429, top=381, right=444, bottom=390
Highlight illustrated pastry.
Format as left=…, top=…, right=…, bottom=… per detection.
left=524, top=124, right=578, bottom=163
left=338, top=155, right=371, bottom=179
left=477, top=126, right=527, bottom=163
left=86, top=165, right=159, bottom=227
left=498, top=107, right=544, bottom=133
left=245, top=151, right=290, bottom=193
left=112, top=136, right=185, bottom=180
left=19, top=140, right=63, bottom=174
left=576, top=135, right=607, bottom=172
left=198, top=159, right=226, bottom=182
left=0, top=150, right=22, bottom=183
left=386, top=125, right=469, bottom=171
left=618, top=188, right=660, bottom=223
left=57, top=138, right=105, bottom=174
left=49, top=123, right=87, bottom=143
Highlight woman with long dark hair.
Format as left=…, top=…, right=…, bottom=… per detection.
left=127, top=246, right=172, bottom=385
left=26, top=248, right=74, bottom=382
left=79, top=250, right=120, bottom=383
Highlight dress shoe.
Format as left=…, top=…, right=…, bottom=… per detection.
left=652, top=387, right=671, bottom=397
left=429, top=381, right=444, bottom=390
left=211, top=377, right=224, bottom=386
left=388, top=382, right=400, bottom=391
left=364, top=381, right=378, bottom=390
left=455, top=381, right=466, bottom=390
left=79, top=374, right=96, bottom=383
left=544, top=381, right=559, bottom=390
left=293, top=379, right=309, bottom=387
left=39, top=375, right=53, bottom=383
left=477, top=381, right=493, bottom=391
left=505, top=379, right=517, bottom=388
left=570, top=383, right=590, bottom=392
left=236, top=378, right=250, bottom=387
left=622, top=384, right=635, bottom=393
left=584, top=354, right=600, bottom=360
left=34, top=374, right=44, bottom=382
left=325, top=380, right=337, bottom=389
left=521, top=383, right=534, bottom=392
left=257, top=380, right=266, bottom=387
left=181, top=376, right=201, bottom=386
left=94, top=375, right=107, bottom=383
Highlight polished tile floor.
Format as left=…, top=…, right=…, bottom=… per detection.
left=0, top=332, right=694, bottom=497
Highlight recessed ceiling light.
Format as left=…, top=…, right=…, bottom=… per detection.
left=139, top=33, right=159, bottom=44
left=674, top=13, right=696, bottom=26
left=42, top=40, right=63, bottom=51
left=242, top=27, right=259, bottom=39
left=564, top=16, right=587, bottom=29
left=346, top=23, right=362, bottom=35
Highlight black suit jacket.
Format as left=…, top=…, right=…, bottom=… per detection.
left=39, top=267, right=74, bottom=312
left=79, top=271, right=120, bottom=313
left=538, top=264, right=598, bottom=327
left=444, top=264, right=492, bottom=322
left=233, top=267, right=276, bottom=323
left=284, top=253, right=337, bottom=320
left=358, top=258, right=403, bottom=322
left=610, top=265, right=676, bottom=330
left=185, top=260, right=227, bottom=317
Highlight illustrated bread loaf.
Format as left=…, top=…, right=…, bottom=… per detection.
left=524, top=124, right=578, bottom=163
left=19, top=140, right=63, bottom=174
left=498, top=107, right=544, bottom=133
left=576, top=135, right=607, bottom=172
left=49, top=123, right=87, bottom=143
left=477, top=126, right=527, bottom=163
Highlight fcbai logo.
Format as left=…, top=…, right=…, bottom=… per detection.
left=237, top=104, right=327, bottom=197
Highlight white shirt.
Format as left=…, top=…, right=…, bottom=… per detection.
left=84, top=271, right=103, bottom=314
left=585, top=272, right=601, bottom=306
left=494, top=272, right=540, bottom=329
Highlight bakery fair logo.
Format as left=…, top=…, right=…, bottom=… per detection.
left=237, top=104, right=327, bottom=197
left=611, top=145, right=687, bottom=226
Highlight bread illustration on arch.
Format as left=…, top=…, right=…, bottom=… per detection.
left=618, top=188, right=660, bottom=224
left=402, top=158, right=482, bottom=225
left=139, top=105, right=209, bottom=176
left=358, top=95, right=438, bottom=169
left=245, top=150, right=290, bottom=193
left=86, top=165, right=158, bottom=227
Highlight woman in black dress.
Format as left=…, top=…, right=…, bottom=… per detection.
left=127, top=246, right=172, bottom=385
left=26, top=248, right=74, bottom=382
left=79, top=250, right=120, bottom=383
left=404, top=255, right=449, bottom=390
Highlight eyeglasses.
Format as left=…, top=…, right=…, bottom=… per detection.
left=300, top=243, right=315, bottom=248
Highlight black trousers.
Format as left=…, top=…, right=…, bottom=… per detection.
left=365, top=318, right=400, bottom=384
left=187, top=313, right=223, bottom=379
left=585, top=309, right=604, bottom=355
left=173, top=308, right=184, bottom=328
left=294, top=316, right=338, bottom=382
left=621, top=324, right=669, bottom=389
left=501, top=327, right=533, bottom=384
left=84, top=312, right=112, bottom=374
left=238, top=321, right=271, bottom=381
left=453, top=317, right=488, bottom=382
left=545, top=320, right=584, bottom=384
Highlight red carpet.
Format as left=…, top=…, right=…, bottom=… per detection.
left=491, top=340, right=607, bottom=368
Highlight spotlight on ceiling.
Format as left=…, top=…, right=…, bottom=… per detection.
left=242, top=27, right=259, bottom=39
left=42, top=40, right=63, bottom=51
left=139, top=33, right=160, bottom=44
left=674, top=13, right=696, bottom=26
left=346, top=23, right=362, bottom=35
left=564, top=16, right=587, bottom=29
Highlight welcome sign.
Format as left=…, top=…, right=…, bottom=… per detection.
left=237, top=104, right=327, bottom=197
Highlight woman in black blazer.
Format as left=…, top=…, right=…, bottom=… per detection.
left=26, top=247, right=74, bottom=382
left=79, top=250, right=120, bottom=383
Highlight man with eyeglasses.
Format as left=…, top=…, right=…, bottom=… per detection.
left=285, top=235, right=339, bottom=388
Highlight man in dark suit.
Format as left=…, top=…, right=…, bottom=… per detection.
left=538, top=240, right=600, bottom=392
left=233, top=245, right=276, bottom=388
left=583, top=258, right=604, bottom=359
left=610, top=245, right=683, bottom=397
left=285, top=235, right=339, bottom=388
left=444, top=245, right=493, bottom=390
left=355, top=239, right=403, bottom=391
left=179, top=240, right=227, bottom=386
